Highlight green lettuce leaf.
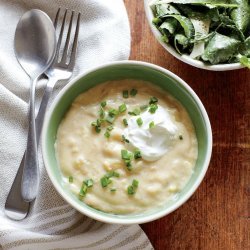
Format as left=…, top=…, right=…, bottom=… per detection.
left=230, top=0, right=250, bottom=32
left=201, top=32, right=241, bottom=64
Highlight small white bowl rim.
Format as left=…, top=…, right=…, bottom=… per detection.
left=144, top=0, right=244, bottom=71
left=42, top=60, right=213, bottom=224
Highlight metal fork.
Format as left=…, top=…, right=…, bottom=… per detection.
left=5, top=8, right=81, bottom=220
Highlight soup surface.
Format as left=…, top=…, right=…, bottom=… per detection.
left=55, top=79, right=198, bottom=214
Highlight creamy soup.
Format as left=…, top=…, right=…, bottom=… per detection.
left=55, top=80, right=198, bottom=214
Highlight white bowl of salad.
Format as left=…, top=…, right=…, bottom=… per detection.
left=144, top=0, right=250, bottom=71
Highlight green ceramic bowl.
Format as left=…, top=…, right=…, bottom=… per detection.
left=42, top=61, right=212, bottom=224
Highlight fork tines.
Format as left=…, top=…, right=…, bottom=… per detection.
left=53, top=8, right=81, bottom=70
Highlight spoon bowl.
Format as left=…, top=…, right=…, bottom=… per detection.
left=15, top=9, right=56, bottom=78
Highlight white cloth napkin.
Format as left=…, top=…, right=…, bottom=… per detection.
left=0, top=0, right=153, bottom=249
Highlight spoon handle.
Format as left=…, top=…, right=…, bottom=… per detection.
left=21, top=77, right=39, bottom=202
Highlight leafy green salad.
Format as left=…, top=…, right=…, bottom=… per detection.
left=150, top=0, right=250, bottom=68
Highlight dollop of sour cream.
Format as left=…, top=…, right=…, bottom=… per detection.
left=124, top=105, right=179, bottom=162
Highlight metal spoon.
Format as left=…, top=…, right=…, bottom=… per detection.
left=14, top=9, right=56, bottom=202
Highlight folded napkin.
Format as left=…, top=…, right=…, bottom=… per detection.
left=0, top=0, right=153, bottom=249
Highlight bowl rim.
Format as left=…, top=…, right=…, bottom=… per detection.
left=143, top=0, right=244, bottom=71
left=42, top=60, right=213, bottom=224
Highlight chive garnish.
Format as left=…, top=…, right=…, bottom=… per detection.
left=130, top=89, right=138, bottom=97
left=99, top=107, right=105, bottom=119
left=132, top=179, right=139, bottom=188
left=79, top=182, right=88, bottom=197
left=91, top=121, right=97, bottom=127
left=79, top=179, right=94, bottom=198
left=108, top=109, right=119, bottom=117
left=110, top=188, right=116, bottom=192
left=91, top=119, right=103, bottom=133
left=107, top=125, right=113, bottom=131
left=100, top=171, right=120, bottom=188
left=134, top=149, right=142, bottom=159
left=149, top=96, right=158, bottom=104
left=106, top=115, right=115, bottom=124
left=149, top=104, right=158, bottom=114
left=100, top=176, right=112, bottom=187
left=122, top=135, right=130, bottom=143
left=104, top=126, right=113, bottom=138
left=123, top=90, right=129, bottom=98
left=128, top=108, right=140, bottom=116
left=119, top=103, right=127, bottom=113
left=84, top=179, right=94, bottom=187
left=140, top=104, right=148, bottom=111
left=136, top=117, right=143, bottom=127
left=121, top=149, right=132, bottom=160
left=149, top=121, right=155, bottom=129
left=127, top=185, right=135, bottom=195
left=105, top=108, right=118, bottom=124
left=127, top=179, right=139, bottom=195
left=95, top=126, right=101, bottom=133
left=106, top=171, right=120, bottom=178
left=104, top=131, right=110, bottom=138
left=96, top=119, right=103, bottom=126
left=101, top=101, right=107, bottom=108
left=68, top=176, right=73, bottom=183
left=123, top=118, right=128, bottom=126
left=121, top=149, right=133, bottom=170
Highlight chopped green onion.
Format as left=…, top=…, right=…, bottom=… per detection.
left=127, top=185, right=135, bottom=195
left=140, top=104, right=148, bottom=111
left=107, top=125, right=113, bottom=131
left=122, top=135, right=130, bottom=143
left=91, top=121, right=97, bottom=127
left=123, top=90, right=129, bottom=98
left=149, top=96, right=158, bottom=104
left=136, top=117, right=143, bottom=127
left=99, top=107, right=105, bottom=119
left=106, top=171, right=120, bottom=178
left=108, top=109, right=119, bottom=117
left=97, top=119, right=103, bottom=126
left=95, top=126, right=101, bottom=133
left=110, top=188, right=116, bottom=192
left=121, top=149, right=132, bottom=160
left=149, top=104, right=158, bottom=114
left=123, top=118, right=128, bottom=127
left=128, top=108, right=140, bottom=116
left=179, top=135, right=183, bottom=140
left=101, top=101, right=107, bottom=108
left=84, top=179, right=94, bottom=187
left=126, top=161, right=132, bottom=171
left=121, top=149, right=133, bottom=170
left=100, top=176, right=112, bottom=187
left=149, top=121, right=155, bottom=129
left=132, top=179, right=139, bottom=188
left=127, top=179, right=139, bottom=195
left=104, top=131, right=110, bottom=138
left=91, top=119, right=103, bottom=133
left=134, top=149, right=142, bottom=160
left=119, top=103, right=127, bottom=113
left=106, top=115, right=115, bottom=124
left=68, top=176, right=73, bottom=183
left=130, top=89, right=138, bottom=97
left=79, top=183, right=88, bottom=197
left=101, top=171, right=119, bottom=188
